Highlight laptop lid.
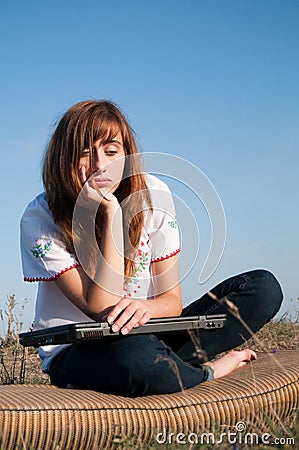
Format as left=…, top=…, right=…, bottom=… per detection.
left=19, top=314, right=226, bottom=347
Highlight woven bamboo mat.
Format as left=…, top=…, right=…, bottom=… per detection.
left=0, top=350, right=298, bottom=449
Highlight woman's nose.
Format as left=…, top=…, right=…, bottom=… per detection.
left=93, top=150, right=107, bottom=172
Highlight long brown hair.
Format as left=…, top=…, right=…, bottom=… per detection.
left=42, top=100, right=151, bottom=280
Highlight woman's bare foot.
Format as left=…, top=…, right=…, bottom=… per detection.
left=204, top=349, right=257, bottom=379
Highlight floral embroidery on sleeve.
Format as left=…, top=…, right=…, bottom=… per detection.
left=136, top=247, right=149, bottom=272
left=127, top=242, right=150, bottom=293
left=168, top=218, right=178, bottom=229
left=31, top=240, right=53, bottom=258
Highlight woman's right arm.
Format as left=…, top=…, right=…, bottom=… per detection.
left=55, top=188, right=125, bottom=321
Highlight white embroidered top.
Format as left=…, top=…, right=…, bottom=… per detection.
left=20, top=174, right=180, bottom=372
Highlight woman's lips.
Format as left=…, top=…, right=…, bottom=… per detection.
left=94, top=178, right=112, bottom=188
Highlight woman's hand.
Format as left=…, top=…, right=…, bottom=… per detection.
left=204, top=349, right=257, bottom=379
left=78, top=166, right=119, bottom=214
left=103, top=297, right=152, bottom=335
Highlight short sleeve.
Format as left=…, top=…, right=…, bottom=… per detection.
left=144, top=175, right=180, bottom=263
left=20, top=193, right=79, bottom=282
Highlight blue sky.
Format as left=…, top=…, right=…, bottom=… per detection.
left=0, top=0, right=298, bottom=330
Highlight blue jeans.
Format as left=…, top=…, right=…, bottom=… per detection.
left=49, top=269, right=283, bottom=396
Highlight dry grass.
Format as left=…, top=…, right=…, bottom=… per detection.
left=0, top=294, right=50, bottom=385
left=237, top=317, right=299, bottom=352
left=0, top=344, right=50, bottom=385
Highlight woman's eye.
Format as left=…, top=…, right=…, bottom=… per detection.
left=82, top=149, right=90, bottom=156
left=105, top=146, right=118, bottom=155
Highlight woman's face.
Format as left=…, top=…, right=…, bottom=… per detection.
left=79, top=131, right=126, bottom=195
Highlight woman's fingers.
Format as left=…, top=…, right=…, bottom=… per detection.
left=107, top=297, right=130, bottom=326
left=78, top=170, right=118, bottom=210
left=241, top=349, right=257, bottom=361
left=80, top=165, right=87, bottom=184
left=138, top=310, right=152, bottom=326
left=232, top=349, right=257, bottom=369
left=78, top=176, right=109, bottom=208
left=107, top=298, right=151, bottom=335
left=120, top=309, right=151, bottom=335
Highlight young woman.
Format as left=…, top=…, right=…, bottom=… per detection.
left=20, top=100, right=283, bottom=396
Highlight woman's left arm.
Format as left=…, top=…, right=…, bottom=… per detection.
left=106, top=255, right=182, bottom=334
left=146, top=254, right=182, bottom=317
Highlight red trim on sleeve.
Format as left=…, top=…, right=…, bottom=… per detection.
left=151, top=248, right=180, bottom=263
left=24, top=263, right=80, bottom=282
